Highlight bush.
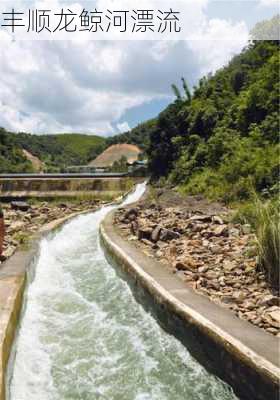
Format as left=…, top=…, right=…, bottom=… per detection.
left=255, top=198, right=280, bottom=291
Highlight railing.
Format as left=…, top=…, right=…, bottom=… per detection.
left=0, top=173, right=129, bottom=179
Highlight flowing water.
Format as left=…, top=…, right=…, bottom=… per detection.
left=7, top=183, right=238, bottom=400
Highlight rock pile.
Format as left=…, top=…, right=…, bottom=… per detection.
left=0, top=200, right=102, bottom=263
left=115, top=204, right=280, bottom=336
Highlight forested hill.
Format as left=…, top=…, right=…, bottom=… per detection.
left=146, top=40, right=279, bottom=203
left=0, top=130, right=106, bottom=172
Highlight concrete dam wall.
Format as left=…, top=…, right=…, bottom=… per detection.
left=0, top=177, right=137, bottom=200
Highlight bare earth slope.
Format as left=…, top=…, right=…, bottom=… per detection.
left=22, top=149, right=44, bottom=172
left=89, top=144, right=141, bottom=168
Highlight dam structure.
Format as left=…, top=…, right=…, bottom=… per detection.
left=0, top=173, right=136, bottom=201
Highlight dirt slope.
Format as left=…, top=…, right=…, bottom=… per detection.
left=22, top=149, right=44, bottom=172
left=89, top=144, right=142, bottom=168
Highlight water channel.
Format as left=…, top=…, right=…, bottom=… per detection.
left=7, top=183, right=238, bottom=400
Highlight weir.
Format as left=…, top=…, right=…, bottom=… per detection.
left=0, top=176, right=137, bottom=200
left=6, top=184, right=237, bottom=400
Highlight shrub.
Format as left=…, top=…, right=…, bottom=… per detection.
left=254, top=198, right=280, bottom=291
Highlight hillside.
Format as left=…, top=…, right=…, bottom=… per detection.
left=0, top=127, right=33, bottom=173
left=89, top=144, right=142, bottom=168
left=145, top=40, right=279, bottom=203
left=13, top=132, right=106, bottom=172
left=55, top=134, right=106, bottom=163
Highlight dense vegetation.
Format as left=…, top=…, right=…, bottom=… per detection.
left=0, top=130, right=106, bottom=172
left=15, top=132, right=106, bottom=171
left=147, top=40, right=279, bottom=204
left=0, top=127, right=33, bottom=172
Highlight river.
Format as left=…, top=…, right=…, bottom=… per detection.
left=7, top=183, right=238, bottom=400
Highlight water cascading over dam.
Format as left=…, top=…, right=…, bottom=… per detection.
left=7, top=183, right=238, bottom=400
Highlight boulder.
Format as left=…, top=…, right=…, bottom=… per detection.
left=213, top=225, right=228, bottom=237
left=229, top=227, right=240, bottom=237
left=159, top=228, right=180, bottom=241
left=151, top=225, right=162, bottom=242
left=189, top=214, right=212, bottom=222
left=2, top=246, right=16, bottom=260
left=242, top=224, right=251, bottom=235
left=141, top=238, right=154, bottom=246
left=124, top=207, right=138, bottom=220
left=206, top=280, right=220, bottom=291
left=174, top=256, right=198, bottom=272
left=263, top=307, right=280, bottom=328
left=232, top=291, right=246, bottom=303
left=11, top=201, right=30, bottom=212
left=258, top=295, right=280, bottom=307
left=137, top=227, right=153, bottom=241
left=212, top=215, right=224, bottom=225
left=130, top=221, right=138, bottom=236
left=267, top=310, right=280, bottom=327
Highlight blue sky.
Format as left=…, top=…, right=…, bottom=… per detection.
left=0, top=0, right=278, bottom=136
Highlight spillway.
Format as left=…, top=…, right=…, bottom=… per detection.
left=7, top=183, right=237, bottom=400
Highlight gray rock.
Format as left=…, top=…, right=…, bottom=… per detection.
left=11, top=201, right=30, bottom=212
left=124, top=207, right=138, bottom=220
left=213, top=225, right=228, bottom=237
left=159, top=228, right=180, bottom=241
left=258, top=295, right=280, bottom=307
left=189, top=214, right=212, bottom=223
left=137, top=227, right=153, bottom=241
left=130, top=221, right=138, bottom=236
left=212, top=215, right=224, bottom=225
left=151, top=225, right=162, bottom=242
left=242, top=224, right=251, bottom=235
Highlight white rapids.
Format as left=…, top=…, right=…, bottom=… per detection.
left=7, top=183, right=238, bottom=400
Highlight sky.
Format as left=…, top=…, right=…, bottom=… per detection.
left=0, top=0, right=278, bottom=136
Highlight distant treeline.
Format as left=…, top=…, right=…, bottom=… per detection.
left=0, top=130, right=106, bottom=172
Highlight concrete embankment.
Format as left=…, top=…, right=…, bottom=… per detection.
left=100, top=210, right=280, bottom=400
left=0, top=177, right=136, bottom=200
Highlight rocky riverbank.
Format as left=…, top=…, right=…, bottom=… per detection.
left=114, top=189, right=280, bottom=337
left=0, top=199, right=107, bottom=264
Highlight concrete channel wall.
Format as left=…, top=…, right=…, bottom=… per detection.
left=100, top=210, right=280, bottom=400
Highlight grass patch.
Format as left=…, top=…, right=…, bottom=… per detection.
left=254, top=198, right=279, bottom=292
left=232, top=195, right=279, bottom=291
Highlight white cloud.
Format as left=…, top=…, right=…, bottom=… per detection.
left=188, top=18, right=248, bottom=74
left=258, top=0, right=280, bottom=6
left=117, top=121, right=130, bottom=133
left=0, top=0, right=251, bottom=135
